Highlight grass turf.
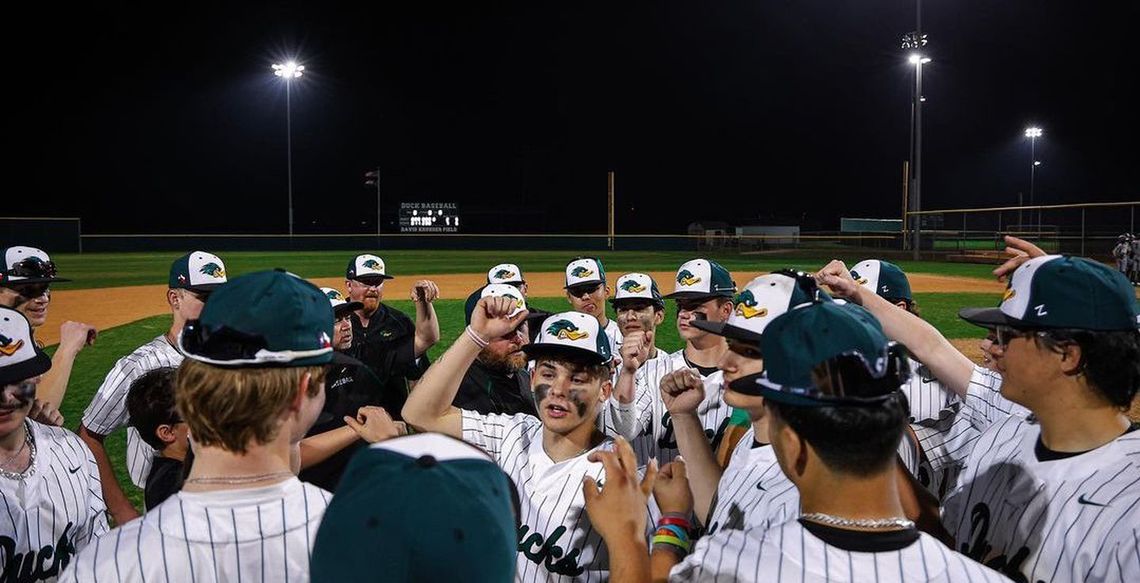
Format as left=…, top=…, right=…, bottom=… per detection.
left=49, top=292, right=997, bottom=512
left=45, top=250, right=1003, bottom=290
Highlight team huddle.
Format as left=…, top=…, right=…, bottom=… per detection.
left=1, top=239, right=1137, bottom=582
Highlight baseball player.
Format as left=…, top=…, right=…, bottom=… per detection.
left=0, top=246, right=95, bottom=409
left=489, top=262, right=529, bottom=296
left=0, top=306, right=108, bottom=583
left=311, top=433, right=520, bottom=582
left=61, top=269, right=341, bottom=582
left=79, top=251, right=227, bottom=524
left=605, top=273, right=670, bottom=434
left=586, top=300, right=1012, bottom=583
left=819, top=246, right=1140, bottom=583
left=611, top=259, right=738, bottom=466
left=453, top=284, right=536, bottom=416
left=564, top=256, right=623, bottom=359
left=403, top=300, right=656, bottom=581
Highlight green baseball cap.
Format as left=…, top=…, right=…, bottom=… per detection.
left=850, top=259, right=912, bottom=302
left=692, top=270, right=824, bottom=346
left=610, top=273, right=664, bottom=309
left=748, top=301, right=910, bottom=404
left=311, top=433, right=518, bottom=583
left=663, top=258, right=737, bottom=300
left=959, top=255, right=1140, bottom=331
left=0, top=306, right=51, bottom=386
left=522, top=311, right=613, bottom=365
left=180, top=270, right=334, bottom=367
left=464, top=284, right=528, bottom=325
left=168, top=251, right=227, bottom=292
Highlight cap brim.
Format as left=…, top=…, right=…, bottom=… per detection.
left=564, top=280, right=605, bottom=290
left=2, top=276, right=71, bottom=285
left=521, top=343, right=610, bottom=366
left=663, top=291, right=730, bottom=300
left=691, top=319, right=762, bottom=345
left=334, top=302, right=364, bottom=317
left=0, top=350, right=51, bottom=385
left=609, top=297, right=665, bottom=308
left=958, top=307, right=1018, bottom=328
left=186, top=282, right=224, bottom=293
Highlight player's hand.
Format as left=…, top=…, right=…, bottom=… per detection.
left=411, top=280, right=440, bottom=303
left=27, top=399, right=64, bottom=426
left=993, top=235, right=1048, bottom=283
left=619, top=330, right=652, bottom=374
left=814, top=260, right=861, bottom=303
left=660, top=368, right=705, bottom=415
left=58, top=321, right=97, bottom=354
left=470, top=296, right=529, bottom=342
left=344, top=406, right=401, bottom=443
left=653, top=457, right=694, bottom=515
left=583, top=437, right=658, bottom=543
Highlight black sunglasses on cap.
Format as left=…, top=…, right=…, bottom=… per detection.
left=7, top=258, right=58, bottom=279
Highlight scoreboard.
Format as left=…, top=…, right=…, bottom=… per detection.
left=399, top=202, right=460, bottom=233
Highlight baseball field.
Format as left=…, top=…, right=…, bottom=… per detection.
left=40, top=249, right=1014, bottom=510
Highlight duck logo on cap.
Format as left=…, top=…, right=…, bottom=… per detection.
left=0, top=333, right=23, bottom=357
left=362, top=259, right=382, bottom=270
left=734, top=290, right=768, bottom=319
left=200, top=262, right=226, bottom=278
left=571, top=266, right=594, bottom=278
left=494, top=269, right=517, bottom=280
left=326, top=289, right=346, bottom=302
left=547, top=320, right=589, bottom=341
left=851, top=270, right=869, bottom=285
left=620, top=280, right=647, bottom=293
left=677, top=270, right=701, bottom=286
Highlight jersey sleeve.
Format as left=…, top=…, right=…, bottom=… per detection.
left=76, top=433, right=111, bottom=544
left=601, top=367, right=653, bottom=440
left=81, top=355, right=143, bottom=435
left=961, top=365, right=1028, bottom=431
left=460, top=410, right=517, bottom=459
left=669, top=527, right=761, bottom=582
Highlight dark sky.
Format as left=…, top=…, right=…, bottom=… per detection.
left=10, top=1, right=1137, bottom=235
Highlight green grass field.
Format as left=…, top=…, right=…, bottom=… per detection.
left=46, top=250, right=1004, bottom=290
left=48, top=286, right=1000, bottom=512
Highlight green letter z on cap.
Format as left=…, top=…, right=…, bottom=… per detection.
left=180, top=270, right=335, bottom=367
left=959, top=255, right=1140, bottom=331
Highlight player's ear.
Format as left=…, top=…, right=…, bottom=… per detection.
left=1057, top=341, right=1083, bottom=377
left=289, top=372, right=311, bottom=413
left=598, top=376, right=613, bottom=402
left=653, top=309, right=665, bottom=327
left=167, top=289, right=180, bottom=309
left=156, top=424, right=178, bottom=446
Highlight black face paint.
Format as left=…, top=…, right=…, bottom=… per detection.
left=533, top=383, right=551, bottom=405
left=4, top=381, right=36, bottom=407
left=568, top=390, right=588, bottom=417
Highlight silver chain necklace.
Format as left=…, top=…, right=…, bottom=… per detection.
left=800, top=512, right=914, bottom=530
left=184, top=471, right=294, bottom=485
left=0, top=421, right=36, bottom=481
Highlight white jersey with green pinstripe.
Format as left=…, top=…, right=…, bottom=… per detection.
left=703, top=427, right=798, bottom=535
left=1, top=420, right=109, bottom=583
left=81, top=335, right=183, bottom=488
left=901, top=357, right=957, bottom=423
left=603, top=349, right=733, bottom=467
left=942, top=367, right=1140, bottom=583
left=461, top=410, right=655, bottom=582
left=59, top=478, right=330, bottom=583
left=671, top=520, right=1013, bottom=582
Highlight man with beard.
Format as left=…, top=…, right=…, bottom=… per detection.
left=343, top=253, right=440, bottom=400
left=453, top=284, right=536, bottom=416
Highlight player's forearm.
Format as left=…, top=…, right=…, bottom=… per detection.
left=401, top=334, right=479, bottom=434
left=36, top=348, right=80, bottom=407
left=605, top=537, right=651, bottom=583
left=298, top=426, right=359, bottom=469
left=78, top=426, right=140, bottom=525
left=650, top=547, right=681, bottom=583
left=412, top=301, right=440, bottom=357
left=605, top=399, right=642, bottom=441
left=852, top=286, right=973, bottom=398
left=671, top=413, right=721, bottom=524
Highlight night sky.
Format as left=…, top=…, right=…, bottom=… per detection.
left=11, top=1, right=1137, bottom=235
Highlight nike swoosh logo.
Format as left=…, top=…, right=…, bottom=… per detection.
left=68, top=466, right=81, bottom=474
left=756, top=482, right=766, bottom=491
left=1078, top=494, right=1107, bottom=507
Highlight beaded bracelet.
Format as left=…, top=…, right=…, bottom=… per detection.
left=465, top=325, right=490, bottom=349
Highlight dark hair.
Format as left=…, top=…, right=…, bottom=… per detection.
left=126, top=367, right=180, bottom=451
left=1036, top=329, right=1140, bottom=409
left=768, top=393, right=908, bottom=476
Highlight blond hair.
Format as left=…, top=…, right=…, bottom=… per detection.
left=175, top=359, right=326, bottom=454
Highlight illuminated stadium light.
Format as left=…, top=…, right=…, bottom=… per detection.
left=272, top=61, right=305, bottom=79
left=1025, top=126, right=1043, bottom=138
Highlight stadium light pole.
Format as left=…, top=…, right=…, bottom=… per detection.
left=273, top=61, right=305, bottom=236
left=904, top=50, right=930, bottom=260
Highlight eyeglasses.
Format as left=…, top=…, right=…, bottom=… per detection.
left=7, top=258, right=57, bottom=279
left=568, top=284, right=601, bottom=298
left=994, top=326, right=1046, bottom=347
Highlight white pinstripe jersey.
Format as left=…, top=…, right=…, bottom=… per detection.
left=671, top=520, right=1013, bottom=582
left=603, top=349, right=733, bottom=467
left=59, top=478, right=331, bottom=583
left=600, top=348, right=670, bottom=442
left=704, top=427, right=799, bottom=535
left=1, top=421, right=109, bottom=583
left=601, top=319, right=622, bottom=361
left=901, top=358, right=958, bottom=424
left=942, top=369, right=1140, bottom=583
left=461, top=410, right=654, bottom=582
left=82, top=336, right=183, bottom=488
